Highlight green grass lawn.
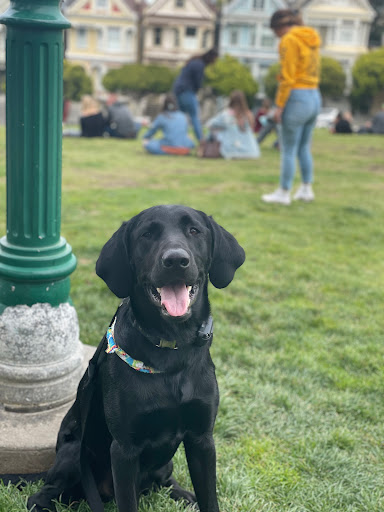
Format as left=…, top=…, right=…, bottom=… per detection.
left=0, top=128, right=383, bottom=511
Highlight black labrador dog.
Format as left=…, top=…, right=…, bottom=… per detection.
left=28, top=204, right=245, bottom=512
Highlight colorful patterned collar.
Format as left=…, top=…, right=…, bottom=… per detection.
left=105, top=318, right=161, bottom=374
left=105, top=300, right=214, bottom=374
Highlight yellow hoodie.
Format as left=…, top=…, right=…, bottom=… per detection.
left=275, top=26, right=321, bottom=108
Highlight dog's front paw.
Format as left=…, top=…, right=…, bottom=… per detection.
left=27, top=496, right=51, bottom=512
left=182, top=489, right=197, bottom=505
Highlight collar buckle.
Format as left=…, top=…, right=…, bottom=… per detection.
left=156, top=339, right=178, bottom=349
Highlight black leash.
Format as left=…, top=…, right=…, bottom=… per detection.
left=78, top=315, right=117, bottom=512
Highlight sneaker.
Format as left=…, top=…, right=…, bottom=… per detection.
left=293, top=184, right=315, bottom=202
left=261, top=188, right=291, bottom=205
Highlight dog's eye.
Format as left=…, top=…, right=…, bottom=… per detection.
left=190, top=227, right=200, bottom=235
left=141, top=232, right=152, bottom=239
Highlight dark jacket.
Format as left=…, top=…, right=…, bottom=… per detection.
left=107, top=102, right=137, bottom=138
left=80, top=113, right=106, bottom=137
left=334, top=118, right=353, bottom=134
left=371, top=111, right=384, bottom=134
left=173, top=58, right=205, bottom=95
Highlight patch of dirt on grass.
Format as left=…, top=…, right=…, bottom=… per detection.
left=354, top=146, right=384, bottom=158
left=98, top=177, right=138, bottom=188
left=78, top=258, right=93, bottom=265
left=368, top=164, right=384, bottom=173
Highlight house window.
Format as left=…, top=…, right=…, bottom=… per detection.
left=76, top=28, right=87, bottom=49
left=173, top=28, right=180, bottom=47
left=339, top=20, right=354, bottom=43
left=175, top=0, right=184, bottom=6
left=261, top=24, right=274, bottom=47
left=230, top=28, right=239, bottom=46
left=154, top=27, right=162, bottom=46
left=185, top=26, right=197, bottom=37
left=185, top=26, right=198, bottom=50
left=249, top=27, right=257, bottom=46
left=107, top=27, right=121, bottom=51
left=96, top=0, right=108, bottom=7
left=252, top=0, right=264, bottom=8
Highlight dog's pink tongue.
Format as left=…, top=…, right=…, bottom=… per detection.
left=161, top=284, right=189, bottom=317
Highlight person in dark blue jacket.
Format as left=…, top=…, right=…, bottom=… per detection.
left=173, top=48, right=218, bottom=141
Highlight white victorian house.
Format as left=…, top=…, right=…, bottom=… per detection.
left=220, top=0, right=376, bottom=93
left=299, top=0, right=376, bottom=88
left=220, top=0, right=286, bottom=93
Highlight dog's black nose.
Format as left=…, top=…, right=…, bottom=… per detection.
left=162, top=248, right=190, bottom=269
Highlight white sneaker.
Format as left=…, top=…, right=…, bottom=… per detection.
left=293, top=184, right=315, bottom=202
left=261, top=188, right=291, bottom=205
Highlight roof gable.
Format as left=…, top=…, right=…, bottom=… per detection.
left=303, top=0, right=376, bottom=16
left=145, top=0, right=215, bottom=20
left=65, top=0, right=137, bottom=17
left=223, top=0, right=285, bottom=17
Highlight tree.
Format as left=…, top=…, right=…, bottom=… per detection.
left=263, top=56, right=346, bottom=101
left=63, top=61, right=93, bottom=101
left=204, top=55, right=258, bottom=105
left=319, top=57, right=346, bottom=98
left=264, top=62, right=280, bottom=100
left=103, top=64, right=177, bottom=94
left=350, top=47, right=384, bottom=112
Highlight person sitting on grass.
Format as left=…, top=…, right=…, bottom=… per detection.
left=331, top=111, right=353, bottom=134
left=204, top=90, right=260, bottom=159
left=105, top=93, right=142, bottom=139
left=358, top=104, right=384, bottom=135
left=80, top=95, right=106, bottom=138
left=142, top=94, right=195, bottom=156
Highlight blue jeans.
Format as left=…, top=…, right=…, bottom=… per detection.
left=280, top=89, right=321, bottom=190
left=176, top=91, right=202, bottom=141
left=144, top=140, right=167, bottom=155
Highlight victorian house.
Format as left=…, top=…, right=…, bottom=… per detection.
left=142, top=0, right=216, bottom=67
left=63, top=0, right=138, bottom=91
left=299, top=0, right=376, bottom=88
left=219, top=0, right=286, bottom=93
left=220, top=0, right=376, bottom=91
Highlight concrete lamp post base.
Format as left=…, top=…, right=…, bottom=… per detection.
left=0, top=303, right=95, bottom=475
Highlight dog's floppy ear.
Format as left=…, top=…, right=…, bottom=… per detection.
left=96, top=221, right=133, bottom=298
left=205, top=215, right=245, bottom=289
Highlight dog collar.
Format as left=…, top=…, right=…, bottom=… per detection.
left=105, top=318, right=161, bottom=374
left=131, top=314, right=214, bottom=349
left=123, top=298, right=214, bottom=349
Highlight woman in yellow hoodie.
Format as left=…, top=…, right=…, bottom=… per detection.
left=262, top=9, right=322, bottom=205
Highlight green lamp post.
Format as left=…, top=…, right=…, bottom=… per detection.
left=0, top=0, right=76, bottom=310
left=0, top=1, right=89, bottom=474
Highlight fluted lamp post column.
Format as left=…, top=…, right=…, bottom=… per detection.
left=0, top=0, right=88, bottom=474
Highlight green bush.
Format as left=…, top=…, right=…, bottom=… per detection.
left=319, top=56, right=346, bottom=98
left=350, top=47, right=384, bottom=112
left=63, top=61, right=93, bottom=101
left=264, top=62, right=280, bottom=100
left=103, top=64, right=177, bottom=94
left=204, top=55, right=259, bottom=106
